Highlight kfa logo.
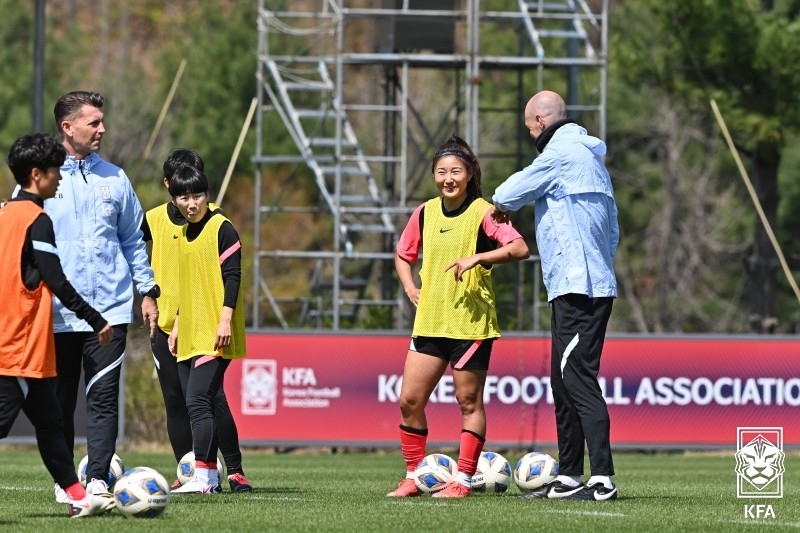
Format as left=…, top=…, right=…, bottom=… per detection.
left=735, top=427, right=785, bottom=498
left=744, top=504, right=776, bottom=519
left=241, top=360, right=277, bottom=415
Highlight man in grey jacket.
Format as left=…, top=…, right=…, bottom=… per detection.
left=491, top=90, right=619, bottom=501
left=47, top=91, right=160, bottom=502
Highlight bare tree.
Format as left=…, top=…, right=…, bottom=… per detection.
left=611, top=96, right=750, bottom=332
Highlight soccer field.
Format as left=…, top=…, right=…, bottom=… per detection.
left=0, top=447, right=797, bottom=532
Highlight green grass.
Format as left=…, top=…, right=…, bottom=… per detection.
left=0, top=447, right=798, bottom=532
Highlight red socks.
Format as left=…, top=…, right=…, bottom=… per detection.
left=399, top=426, right=485, bottom=477
left=457, top=430, right=485, bottom=477
left=196, top=459, right=216, bottom=470
left=399, top=426, right=427, bottom=474
left=64, top=481, right=87, bottom=500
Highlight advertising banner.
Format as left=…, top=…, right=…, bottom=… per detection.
left=227, top=333, right=800, bottom=449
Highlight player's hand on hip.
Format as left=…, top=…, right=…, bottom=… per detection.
left=404, top=286, right=420, bottom=307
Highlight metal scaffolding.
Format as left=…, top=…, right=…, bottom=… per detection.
left=252, top=0, right=608, bottom=330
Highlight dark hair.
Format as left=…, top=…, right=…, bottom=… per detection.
left=167, top=165, right=210, bottom=198
left=431, top=134, right=483, bottom=198
left=6, top=133, right=67, bottom=186
left=163, top=148, right=204, bottom=183
left=54, top=91, right=104, bottom=133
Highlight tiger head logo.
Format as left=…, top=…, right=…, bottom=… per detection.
left=735, top=434, right=785, bottom=490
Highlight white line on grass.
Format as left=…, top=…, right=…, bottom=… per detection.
left=382, top=500, right=625, bottom=514
left=0, top=486, right=39, bottom=492
left=537, top=509, right=626, bottom=518
left=721, top=519, right=800, bottom=528
left=247, top=496, right=308, bottom=502
left=386, top=499, right=460, bottom=507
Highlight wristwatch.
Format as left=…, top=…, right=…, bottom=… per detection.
left=144, top=284, right=161, bottom=299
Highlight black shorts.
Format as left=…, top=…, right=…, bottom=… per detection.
left=411, top=336, right=495, bottom=370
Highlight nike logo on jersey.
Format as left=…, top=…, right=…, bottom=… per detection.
left=173, top=235, right=179, bottom=239
left=439, top=228, right=453, bottom=233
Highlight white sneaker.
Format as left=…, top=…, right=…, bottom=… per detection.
left=171, top=476, right=220, bottom=494
left=86, top=478, right=112, bottom=497
left=67, top=493, right=115, bottom=518
left=54, top=483, right=70, bottom=504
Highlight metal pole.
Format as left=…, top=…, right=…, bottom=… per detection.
left=33, top=0, right=45, bottom=132
left=143, top=58, right=187, bottom=160
left=253, top=0, right=266, bottom=328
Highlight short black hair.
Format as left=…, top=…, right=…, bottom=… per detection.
left=6, top=133, right=67, bottom=186
left=167, top=165, right=210, bottom=198
left=163, top=148, right=204, bottom=183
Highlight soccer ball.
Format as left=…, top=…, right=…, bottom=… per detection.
left=471, top=451, right=512, bottom=493
left=514, top=451, right=558, bottom=491
left=177, top=451, right=225, bottom=485
left=113, top=467, right=170, bottom=518
left=77, top=453, right=125, bottom=488
left=413, top=453, right=457, bottom=494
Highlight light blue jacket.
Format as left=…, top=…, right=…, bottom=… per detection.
left=492, top=122, right=619, bottom=302
left=45, top=152, right=156, bottom=332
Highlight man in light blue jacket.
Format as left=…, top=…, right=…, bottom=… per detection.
left=491, top=90, right=619, bottom=501
left=47, top=91, right=160, bottom=503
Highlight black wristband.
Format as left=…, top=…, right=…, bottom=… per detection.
left=144, top=284, right=161, bottom=298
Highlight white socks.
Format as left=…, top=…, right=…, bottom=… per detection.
left=557, top=474, right=614, bottom=489
left=455, top=471, right=472, bottom=488
left=588, top=475, right=614, bottom=489
left=555, top=475, right=582, bottom=487
left=196, top=466, right=221, bottom=486
left=195, top=466, right=211, bottom=485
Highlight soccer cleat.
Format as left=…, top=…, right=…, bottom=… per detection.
left=517, top=480, right=585, bottom=500
left=431, top=481, right=472, bottom=498
left=171, top=476, right=221, bottom=494
left=170, top=478, right=183, bottom=491
left=562, top=480, right=618, bottom=501
left=54, top=483, right=70, bottom=504
left=85, top=478, right=112, bottom=498
left=386, top=478, right=421, bottom=497
left=228, top=472, right=253, bottom=493
left=67, top=494, right=115, bottom=518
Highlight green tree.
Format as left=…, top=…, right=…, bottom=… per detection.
left=153, top=1, right=259, bottom=194
left=615, top=0, right=800, bottom=332
left=0, top=1, right=36, bottom=183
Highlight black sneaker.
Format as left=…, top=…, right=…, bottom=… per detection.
left=563, top=481, right=618, bottom=501
left=228, top=472, right=253, bottom=493
left=517, top=480, right=585, bottom=499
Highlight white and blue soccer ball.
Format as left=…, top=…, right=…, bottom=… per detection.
left=77, top=453, right=125, bottom=488
left=177, top=451, right=225, bottom=486
left=514, top=451, right=558, bottom=491
left=413, top=453, right=457, bottom=494
left=113, top=467, right=170, bottom=518
left=471, top=451, right=512, bottom=493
